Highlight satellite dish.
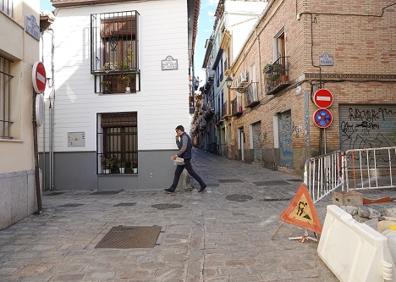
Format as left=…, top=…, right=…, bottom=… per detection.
left=35, top=94, right=45, bottom=127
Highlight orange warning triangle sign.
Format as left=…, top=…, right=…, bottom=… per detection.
left=280, top=183, right=322, bottom=234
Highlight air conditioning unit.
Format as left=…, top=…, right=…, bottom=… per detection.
left=240, top=72, right=246, bottom=82
left=239, top=71, right=249, bottom=83
left=208, top=70, right=215, bottom=81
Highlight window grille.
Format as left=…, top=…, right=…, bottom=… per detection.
left=97, top=112, right=138, bottom=175
left=0, top=56, right=12, bottom=138
left=0, top=0, right=13, bottom=17
left=90, top=11, right=140, bottom=94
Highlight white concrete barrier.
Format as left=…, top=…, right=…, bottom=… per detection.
left=318, top=205, right=395, bottom=282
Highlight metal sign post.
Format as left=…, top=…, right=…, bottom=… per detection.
left=32, top=62, right=46, bottom=214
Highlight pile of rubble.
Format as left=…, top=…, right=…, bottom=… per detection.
left=333, top=191, right=396, bottom=233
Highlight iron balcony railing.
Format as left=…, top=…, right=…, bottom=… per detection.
left=246, top=82, right=259, bottom=107
left=222, top=102, right=227, bottom=117
left=1, top=0, right=13, bottom=17
left=231, top=97, right=242, bottom=116
left=90, top=10, right=140, bottom=94
left=264, top=56, right=290, bottom=95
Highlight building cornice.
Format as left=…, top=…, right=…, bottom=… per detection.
left=52, top=0, right=140, bottom=8
left=305, top=73, right=396, bottom=81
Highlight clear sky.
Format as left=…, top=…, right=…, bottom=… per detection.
left=39, top=0, right=217, bottom=85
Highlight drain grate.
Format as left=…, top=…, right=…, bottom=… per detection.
left=114, top=203, right=136, bottom=207
left=287, top=179, right=302, bottom=182
left=207, top=183, right=220, bottom=187
left=59, top=203, right=83, bottom=208
left=151, top=203, right=183, bottom=210
left=253, top=180, right=290, bottom=186
left=90, top=190, right=123, bottom=195
left=95, top=225, right=162, bottom=249
left=226, top=194, right=253, bottom=202
left=261, top=197, right=291, bottom=202
left=218, top=179, right=243, bottom=183
left=45, top=191, right=64, bottom=196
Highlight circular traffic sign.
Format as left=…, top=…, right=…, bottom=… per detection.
left=32, top=62, right=46, bottom=94
left=35, top=94, right=45, bottom=127
left=313, top=108, right=333, bottom=128
left=313, top=88, right=333, bottom=108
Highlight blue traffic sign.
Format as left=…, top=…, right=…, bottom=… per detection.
left=313, top=108, right=333, bottom=128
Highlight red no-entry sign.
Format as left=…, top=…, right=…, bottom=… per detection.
left=313, top=89, right=333, bottom=108
left=32, top=62, right=46, bottom=94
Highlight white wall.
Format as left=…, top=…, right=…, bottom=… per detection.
left=44, top=0, right=191, bottom=152
left=225, top=0, right=267, bottom=62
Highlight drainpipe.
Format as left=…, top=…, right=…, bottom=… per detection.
left=40, top=31, right=46, bottom=191
left=48, top=28, right=55, bottom=191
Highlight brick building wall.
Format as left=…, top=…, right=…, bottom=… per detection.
left=225, top=0, right=396, bottom=174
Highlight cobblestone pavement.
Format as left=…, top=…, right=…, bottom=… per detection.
left=0, top=149, right=341, bottom=282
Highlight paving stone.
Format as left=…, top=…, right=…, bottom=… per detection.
left=0, top=149, right=378, bottom=281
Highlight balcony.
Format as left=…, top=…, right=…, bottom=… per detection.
left=1, top=0, right=13, bottom=17
left=264, top=56, right=291, bottom=95
left=231, top=98, right=243, bottom=117
left=246, top=82, right=260, bottom=108
left=90, top=11, right=141, bottom=94
left=221, top=102, right=228, bottom=118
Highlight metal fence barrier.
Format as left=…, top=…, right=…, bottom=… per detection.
left=305, top=146, right=396, bottom=203
left=304, top=151, right=344, bottom=203
left=344, top=146, right=396, bottom=191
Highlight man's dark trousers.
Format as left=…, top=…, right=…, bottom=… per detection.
left=169, top=159, right=206, bottom=190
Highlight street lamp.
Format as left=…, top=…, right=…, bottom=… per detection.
left=226, top=75, right=233, bottom=88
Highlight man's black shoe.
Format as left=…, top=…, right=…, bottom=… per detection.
left=198, top=185, right=207, bottom=193
left=164, top=188, right=175, bottom=193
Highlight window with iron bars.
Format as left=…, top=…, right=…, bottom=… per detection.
left=97, top=112, right=138, bottom=175
left=91, top=11, right=140, bottom=94
left=0, top=56, right=12, bottom=139
left=0, top=0, right=13, bottom=17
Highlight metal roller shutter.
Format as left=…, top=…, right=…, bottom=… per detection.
left=339, top=104, right=396, bottom=150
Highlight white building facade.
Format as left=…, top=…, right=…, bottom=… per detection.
left=40, top=0, right=199, bottom=190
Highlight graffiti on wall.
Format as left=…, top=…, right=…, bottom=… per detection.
left=340, top=106, right=396, bottom=150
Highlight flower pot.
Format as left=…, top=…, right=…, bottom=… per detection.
left=104, top=169, right=110, bottom=174
left=125, top=87, right=131, bottom=93
left=119, top=167, right=125, bottom=174
left=133, top=168, right=138, bottom=174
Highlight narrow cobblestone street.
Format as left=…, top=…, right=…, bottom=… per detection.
left=0, top=149, right=337, bottom=282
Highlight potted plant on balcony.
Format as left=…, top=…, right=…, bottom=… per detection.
left=101, top=80, right=111, bottom=94
left=101, top=156, right=113, bottom=174
left=125, top=160, right=132, bottom=174
left=121, top=73, right=131, bottom=93
left=110, top=155, right=120, bottom=174
left=118, top=158, right=125, bottom=174
left=132, top=160, right=138, bottom=174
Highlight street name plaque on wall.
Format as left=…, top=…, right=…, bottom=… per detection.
left=25, top=15, right=40, bottom=41
left=161, top=56, right=178, bottom=71
left=319, top=53, right=334, bottom=66
left=67, top=132, right=85, bottom=147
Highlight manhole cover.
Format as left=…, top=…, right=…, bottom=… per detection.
left=95, top=225, right=162, bottom=249
left=114, top=203, right=136, bottom=207
left=218, top=179, right=243, bottom=183
left=90, top=190, right=123, bottom=195
left=151, top=204, right=183, bottom=210
left=261, top=197, right=291, bottom=202
left=226, top=194, right=253, bottom=202
left=59, top=203, right=83, bottom=208
left=45, top=191, right=64, bottom=196
left=253, top=180, right=290, bottom=186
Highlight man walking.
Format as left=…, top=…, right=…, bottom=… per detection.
left=165, top=125, right=207, bottom=193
